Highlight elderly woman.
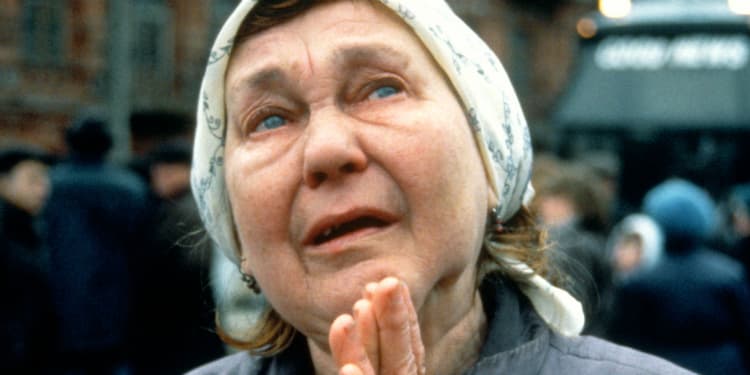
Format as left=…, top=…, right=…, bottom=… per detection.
left=189, top=1, right=691, bottom=374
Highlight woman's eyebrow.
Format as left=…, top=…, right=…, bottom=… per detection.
left=233, top=67, right=289, bottom=96
left=231, top=45, right=410, bottom=97
left=332, top=44, right=410, bottom=71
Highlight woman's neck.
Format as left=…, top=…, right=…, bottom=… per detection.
left=422, top=290, right=487, bottom=375
left=308, top=288, right=487, bottom=375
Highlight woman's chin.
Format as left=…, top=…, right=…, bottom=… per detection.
left=310, top=261, right=406, bottom=302
left=332, top=257, right=415, bottom=289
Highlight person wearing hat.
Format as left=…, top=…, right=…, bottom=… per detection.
left=42, top=116, right=149, bottom=375
left=188, top=1, right=693, bottom=374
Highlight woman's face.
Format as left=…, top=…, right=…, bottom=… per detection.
left=224, top=0, right=489, bottom=341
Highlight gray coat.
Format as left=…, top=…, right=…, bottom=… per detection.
left=188, top=277, right=694, bottom=375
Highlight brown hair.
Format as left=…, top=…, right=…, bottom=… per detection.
left=219, top=0, right=553, bottom=356
left=234, top=0, right=321, bottom=47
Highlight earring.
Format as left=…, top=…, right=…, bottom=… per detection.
left=241, top=272, right=261, bottom=294
left=239, top=257, right=261, bottom=294
left=490, top=206, right=504, bottom=234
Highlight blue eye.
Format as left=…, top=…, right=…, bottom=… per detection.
left=368, top=85, right=399, bottom=100
left=257, top=115, right=286, bottom=132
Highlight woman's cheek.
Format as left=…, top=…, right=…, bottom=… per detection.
left=226, top=153, right=289, bottom=249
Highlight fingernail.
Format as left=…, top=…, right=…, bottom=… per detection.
left=338, top=314, right=355, bottom=333
left=340, top=364, right=359, bottom=375
left=352, top=299, right=367, bottom=320
left=382, top=277, right=400, bottom=290
left=364, top=282, right=377, bottom=298
left=383, top=279, right=403, bottom=305
left=346, top=316, right=356, bottom=330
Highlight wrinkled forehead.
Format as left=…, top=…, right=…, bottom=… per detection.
left=226, top=0, right=428, bottom=77
left=223, top=0, right=460, bottom=118
left=231, top=0, right=399, bottom=49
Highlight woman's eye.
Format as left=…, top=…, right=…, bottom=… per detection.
left=256, top=114, right=287, bottom=132
left=367, top=85, right=400, bottom=100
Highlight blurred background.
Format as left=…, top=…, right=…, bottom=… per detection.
left=3, top=0, right=749, bottom=203
left=2, top=0, right=750, bottom=374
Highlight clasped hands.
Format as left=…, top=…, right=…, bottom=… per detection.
left=329, top=277, right=426, bottom=375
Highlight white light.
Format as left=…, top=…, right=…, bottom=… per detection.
left=729, top=0, right=750, bottom=15
left=599, top=0, right=632, bottom=18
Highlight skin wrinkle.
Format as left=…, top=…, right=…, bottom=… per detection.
left=228, top=44, right=418, bottom=137
left=234, top=73, right=464, bottom=314
left=304, top=34, right=316, bottom=79
left=333, top=45, right=412, bottom=76
left=229, top=47, right=434, bottom=257
left=223, top=2, right=489, bottom=373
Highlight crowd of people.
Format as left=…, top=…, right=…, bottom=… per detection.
left=532, top=153, right=750, bottom=374
left=1, top=117, right=225, bottom=374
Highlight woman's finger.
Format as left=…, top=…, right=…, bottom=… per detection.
left=400, top=282, right=426, bottom=375
left=330, top=314, right=374, bottom=375
left=354, top=299, right=380, bottom=374
left=372, top=277, right=420, bottom=374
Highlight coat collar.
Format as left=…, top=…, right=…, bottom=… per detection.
left=469, top=275, right=549, bottom=375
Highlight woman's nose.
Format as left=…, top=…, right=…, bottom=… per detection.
left=302, top=111, right=367, bottom=188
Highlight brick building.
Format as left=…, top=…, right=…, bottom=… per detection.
left=0, top=0, right=594, bottom=157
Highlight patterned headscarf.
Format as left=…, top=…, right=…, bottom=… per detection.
left=192, top=0, right=584, bottom=336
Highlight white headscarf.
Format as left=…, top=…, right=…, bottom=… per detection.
left=192, top=0, right=584, bottom=336
left=608, top=214, right=664, bottom=280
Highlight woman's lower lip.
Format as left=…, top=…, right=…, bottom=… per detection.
left=304, top=224, right=394, bottom=254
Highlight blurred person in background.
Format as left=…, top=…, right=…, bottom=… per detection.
left=533, top=159, right=612, bottom=235
left=0, top=146, right=55, bottom=374
left=130, top=140, right=225, bottom=374
left=609, top=178, right=750, bottom=375
left=606, top=213, right=664, bottom=283
left=727, top=183, right=750, bottom=274
left=574, top=150, right=629, bottom=224
left=42, top=116, right=149, bottom=375
left=532, top=157, right=615, bottom=337
left=0, top=146, right=52, bottom=269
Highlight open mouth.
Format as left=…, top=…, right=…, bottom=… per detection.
left=312, top=216, right=390, bottom=245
